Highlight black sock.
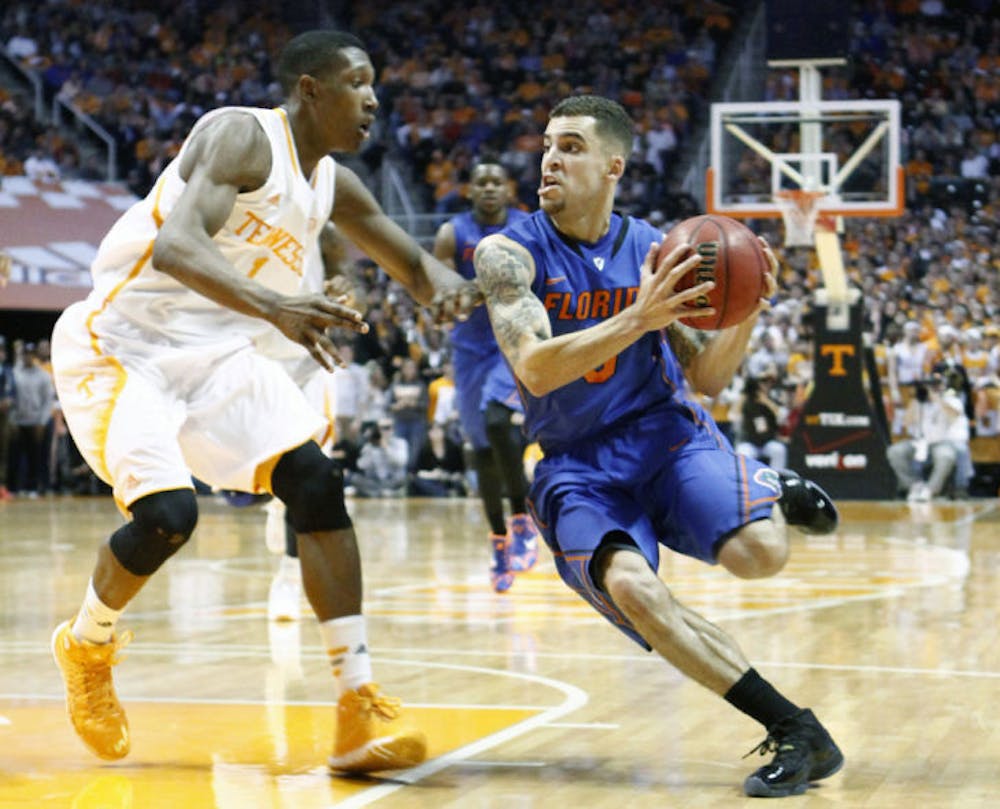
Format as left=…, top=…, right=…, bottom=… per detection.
left=284, top=515, right=298, bottom=558
left=724, top=668, right=800, bottom=729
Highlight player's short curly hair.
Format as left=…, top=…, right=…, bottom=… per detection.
left=551, top=95, right=634, bottom=160
left=277, top=30, right=366, bottom=95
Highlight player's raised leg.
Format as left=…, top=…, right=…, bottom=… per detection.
left=596, top=543, right=843, bottom=797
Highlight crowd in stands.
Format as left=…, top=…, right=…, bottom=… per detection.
left=0, top=0, right=997, bottom=500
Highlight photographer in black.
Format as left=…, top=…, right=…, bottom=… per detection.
left=886, top=365, right=971, bottom=501
left=734, top=365, right=789, bottom=472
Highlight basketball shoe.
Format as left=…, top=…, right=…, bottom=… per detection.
left=508, top=513, right=539, bottom=572
left=328, top=683, right=427, bottom=773
left=51, top=619, right=132, bottom=760
left=743, top=708, right=844, bottom=797
left=489, top=532, right=514, bottom=593
left=776, top=470, right=839, bottom=535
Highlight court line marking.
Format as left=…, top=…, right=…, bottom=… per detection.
left=2, top=639, right=998, bottom=680
left=455, top=760, right=547, bottom=767
left=314, top=658, right=588, bottom=808
left=0, top=657, right=588, bottom=808
left=1, top=645, right=997, bottom=687
left=0, top=693, right=552, bottom=711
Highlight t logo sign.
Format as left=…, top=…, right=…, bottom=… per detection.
left=820, top=344, right=855, bottom=377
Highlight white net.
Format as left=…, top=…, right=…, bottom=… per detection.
left=774, top=190, right=825, bottom=248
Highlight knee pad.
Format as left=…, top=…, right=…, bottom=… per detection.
left=110, top=489, right=198, bottom=576
left=271, top=442, right=352, bottom=533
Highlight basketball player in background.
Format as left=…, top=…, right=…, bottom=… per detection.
left=50, top=30, right=479, bottom=774
left=433, top=159, right=539, bottom=593
left=474, top=95, right=842, bottom=798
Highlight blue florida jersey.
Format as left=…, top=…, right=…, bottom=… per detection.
left=450, top=208, right=530, bottom=358
left=502, top=211, right=692, bottom=450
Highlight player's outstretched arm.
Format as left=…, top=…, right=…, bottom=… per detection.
left=152, top=113, right=366, bottom=371
left=475, top=236, right=711, bottom=397
left=331, top=165, right=480, bottom=321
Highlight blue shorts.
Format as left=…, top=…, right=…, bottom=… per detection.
left=454, top=348, right=522, bottom=450
left=481, top=359, right=522, bottom=415
left=528, top=400, right=781, bottom=649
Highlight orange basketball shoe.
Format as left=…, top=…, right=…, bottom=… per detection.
left=51, top=619, right=132, bottom=760
left=328, top=683, right=427, bottom=773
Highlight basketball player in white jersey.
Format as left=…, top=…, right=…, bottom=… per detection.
left=49, top=30, right=479, bottom=774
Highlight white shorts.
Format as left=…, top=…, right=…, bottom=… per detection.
left=261, top=334, right=339, bottom=448
left=52, top=302, right=325, bottom=509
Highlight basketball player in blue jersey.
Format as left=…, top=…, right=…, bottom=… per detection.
left=49, top=30, right=480, bottom=775
left=474, top=95, right=843, bottom=798
left=433, top=160, right=539, bottom=593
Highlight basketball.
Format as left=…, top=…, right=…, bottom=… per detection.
left=658, top=214, right=769, bottom=330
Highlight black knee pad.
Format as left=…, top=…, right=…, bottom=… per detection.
left=110, top=489, right=198, bottom=576
left=271, top=442, right=352, bottom=533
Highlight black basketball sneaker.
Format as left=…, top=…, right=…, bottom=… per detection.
left=743, top=708, right=844, bottom=797
left=775, top=469, right=839, bottom=535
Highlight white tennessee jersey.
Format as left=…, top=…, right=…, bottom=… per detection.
left=85, top=106, right=336, bottom=347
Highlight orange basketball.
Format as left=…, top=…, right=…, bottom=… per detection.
left=658, top=215, right=769, bottom=330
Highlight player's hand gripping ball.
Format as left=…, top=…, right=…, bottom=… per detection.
left=658, top=214, right=769, bottom=330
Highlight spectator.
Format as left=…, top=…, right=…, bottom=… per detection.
left=427, top=360, right=457, bottom=429
left=23, top=149, right=61, bottom=183
left=888, top=320, right=931, bottom=432
left=0, top=338, right=14, bottom=500
left=887, top=366, right=971, bottom=501
left=9, top=342, right=55, bottom=496
left=351, top=419, right=409, bottom=498
left=387, top=357, right=429, bottom=470
left=409, top=422, right=467, bottom=498
left=734, top=370, right=789, bottom=472
left=359, top=361, right=391, bottom=431
left=332, top=343, right=369, bottom=446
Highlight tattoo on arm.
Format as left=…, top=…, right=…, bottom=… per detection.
left=665, top=322, right=711, bottom=368
left=475, top=240, right=551, bottom=365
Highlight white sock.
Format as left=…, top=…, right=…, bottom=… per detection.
left=278, top=554, right=300, bottom=580
left=318, top=614, right=372, bottom=695
left=72, top=579, right=123, bottom=644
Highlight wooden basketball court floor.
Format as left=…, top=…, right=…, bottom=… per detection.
left=0, top=494, right=998, bottom=808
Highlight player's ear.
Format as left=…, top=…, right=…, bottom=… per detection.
left=607, top=154, right=626, bottom=182
left=298, top=74, right=319, bottom=103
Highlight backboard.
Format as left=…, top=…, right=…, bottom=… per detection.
left=706, top=98, right=903, bottom=220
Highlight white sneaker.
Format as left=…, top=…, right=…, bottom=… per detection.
left=263, top=499, right=286, bottom=555
left=908, top=483, right=931, bottom=502
left=267, top=571, right=301, bottom=622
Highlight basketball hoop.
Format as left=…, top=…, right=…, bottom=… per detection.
left=774, top=190, right=826, bottom=248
